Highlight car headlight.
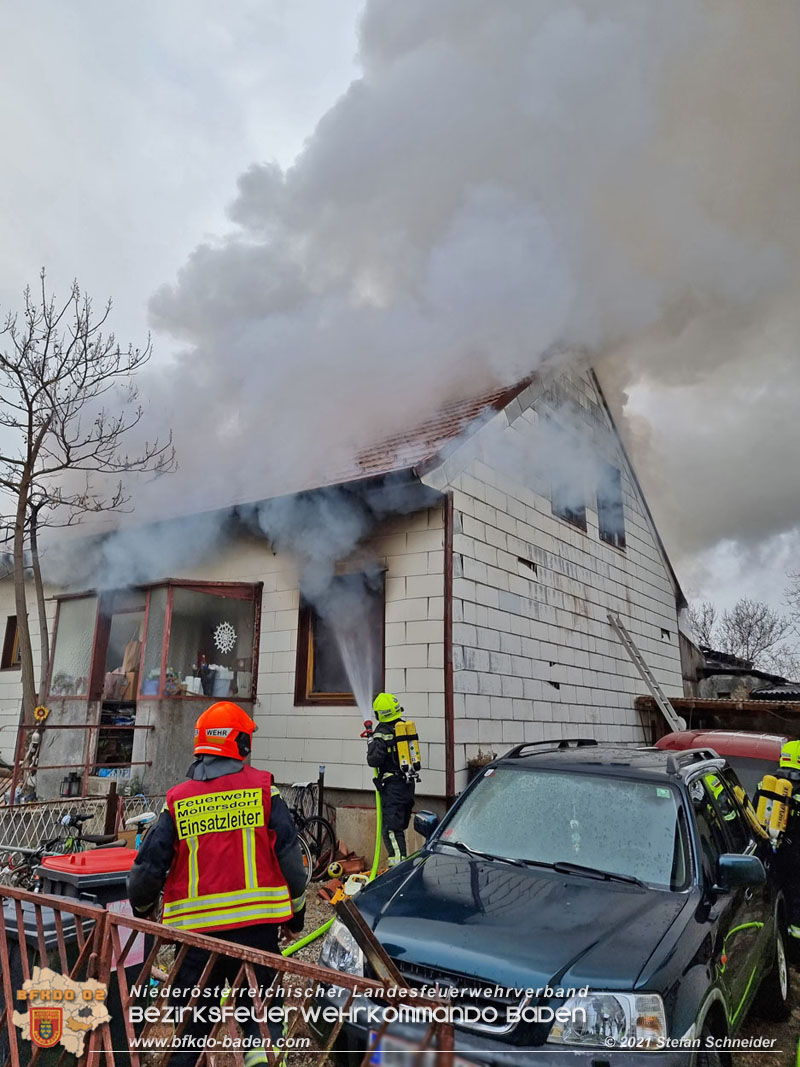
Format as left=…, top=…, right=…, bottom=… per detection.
left=548, top=992, right=667, bottom=1049
left=318, top=919, right=365, bottom=977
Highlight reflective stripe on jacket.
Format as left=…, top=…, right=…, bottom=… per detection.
left=163, top=764, right=292, bottom=932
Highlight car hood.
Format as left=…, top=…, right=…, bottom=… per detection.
left=359, top=850, right=690, bottom=991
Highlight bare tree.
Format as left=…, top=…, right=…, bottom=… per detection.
left=688, top=600, right=717, bottom=647
left=0, top=273, right=175, bottom=726
left=718, top=598, right=793, bottom=668
left=690, top=595, right=796, bottom=674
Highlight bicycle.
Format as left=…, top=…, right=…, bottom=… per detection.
left=288, top=783, right=337, bottom=883
left=125, top=811, right=157, bottom=848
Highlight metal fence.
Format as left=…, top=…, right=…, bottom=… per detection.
left=0, top=792, right=169, bottom=857
left=0, top=883, right=456, bottom=1066
left=0, top=797, right=109, bottom=852
left=115, top=793, right=166, bottom=832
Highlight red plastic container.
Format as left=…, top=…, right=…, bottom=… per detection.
left=41, top=847, right=136, bottom=875
left=38, top=847, right=137, bottom=900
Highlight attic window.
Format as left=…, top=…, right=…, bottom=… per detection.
left=551, top=467, right=587, bottom=531
left=597, top=464, right=626, bottom=549
left=295, top=572, right=385, bottom=706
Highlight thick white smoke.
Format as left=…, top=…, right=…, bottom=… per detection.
left=27, top=0, right=795, bottom=617
left=137, top=0, right=797, bottom=556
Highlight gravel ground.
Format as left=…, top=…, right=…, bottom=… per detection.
left=738, top=962, right=800, bottom=1067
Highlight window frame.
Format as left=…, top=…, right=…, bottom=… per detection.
left=706, top=773, right=752, bottom=854
left=596, top=462, right=627, bottom=550
left=294, top=575, right=385, bottom=707
left=138, top=580, right=262, bottom=702
left=1, top=615, right=21, bottom=670
left=46, top=593, right=101, bottom=699
left=46, top=580, right=262, bottom=702
left=688, top=776, right=730, bottom=885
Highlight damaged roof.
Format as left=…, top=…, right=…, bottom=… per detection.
left=340, top=380, right=530, bottom=484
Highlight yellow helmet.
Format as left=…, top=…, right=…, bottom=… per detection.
left=373, top=692, right=402, bottom=723
left=780, top=740, right=800, bottom=772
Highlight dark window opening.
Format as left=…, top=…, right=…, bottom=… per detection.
left=661, top=628, right=671, bottom=640
left=597, top=464, right=626, bottom=549
left=546, top=679, right=561, bottom=691
left=1, top=616, right=21, bottom=670
left=518, top=557, right=538, bottom=576
left=295, top=572, right=385, bottom=706
left=550, top=448, right=587, bottom=532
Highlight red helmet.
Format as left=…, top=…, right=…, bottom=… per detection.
left=194, top=702, right=256, bottom=760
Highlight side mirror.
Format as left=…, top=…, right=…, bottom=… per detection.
left=716, top=853, right=766, bottom=890
left=414, top=811, right=440, bottom=839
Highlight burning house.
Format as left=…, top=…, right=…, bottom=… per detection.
left=0, top=366, right=687, bottom=811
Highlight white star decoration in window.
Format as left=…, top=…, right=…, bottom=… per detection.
left=213, top=621, right=237, bottom=655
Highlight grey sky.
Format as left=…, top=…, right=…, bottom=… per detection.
left=1, top=1, right=797, bottom=619
left=0, top=1, right=361, bottom=342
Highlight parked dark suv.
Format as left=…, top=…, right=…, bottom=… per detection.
left=315, top=740, right=791, bottom=1065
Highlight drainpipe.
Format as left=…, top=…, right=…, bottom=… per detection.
left=443, top=493, right=456, bottom=804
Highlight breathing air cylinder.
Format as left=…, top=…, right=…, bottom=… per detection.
left=394, top=721, right=422, bottom=781
left=395, top=721, right=411, bottom=775
left=406, top=720, right=422, bottom=775
left=769, top=778, right=793, bottom=841
left=757, top=775, right=777, bottom=832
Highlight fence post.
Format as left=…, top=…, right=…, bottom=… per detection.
left=317, top=765, right=325, bottom=820
left=103, top=782, right=118, bottom=835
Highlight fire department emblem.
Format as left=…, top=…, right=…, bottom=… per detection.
left=30, top=1006, right=63, bottom=1047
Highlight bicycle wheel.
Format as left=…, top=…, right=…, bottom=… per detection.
left=297, top=833, right=313, bottom=889
left=295, top=783, right=317, bottom=821
left=301, top=816, right=337, bottom=881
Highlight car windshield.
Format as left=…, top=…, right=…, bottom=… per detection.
left=438, top=767, right=688, bottom=890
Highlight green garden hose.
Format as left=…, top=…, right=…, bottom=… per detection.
left=281, top=785, right=383, bottom=957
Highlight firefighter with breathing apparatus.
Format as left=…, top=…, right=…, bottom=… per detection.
left=756, top=739, right=800, bottom=949
left=366, top=692, right=420, bottom=866
left=127, top=702, right=307, bottom=1066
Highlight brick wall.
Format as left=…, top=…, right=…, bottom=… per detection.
left=424, top=368, right=684, bottom=793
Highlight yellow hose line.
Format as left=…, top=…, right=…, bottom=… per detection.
left=281, top=785, right=382, bottom=957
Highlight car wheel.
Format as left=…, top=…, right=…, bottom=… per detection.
left=696, top=1026, right=726, bottom=1067
left=754, top=923, right=792, bottom=1021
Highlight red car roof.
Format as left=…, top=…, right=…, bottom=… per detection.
left=655, top=730, right=788, bottom=762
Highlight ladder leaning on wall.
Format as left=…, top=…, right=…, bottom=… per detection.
left=608, top=612, right=687, bottom=735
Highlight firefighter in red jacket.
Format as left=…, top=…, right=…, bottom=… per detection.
left=127, top=702, right=306, bottom=1066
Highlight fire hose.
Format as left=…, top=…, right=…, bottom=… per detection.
left=280, top=781, right=382, bottom=957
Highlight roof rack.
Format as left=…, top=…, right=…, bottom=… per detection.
left=664, top=748, right=723, bottom=776
left=503, top=738, right=599, bottom=759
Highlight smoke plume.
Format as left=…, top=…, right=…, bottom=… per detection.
left=30, top=0, right=798, bottom=614
left=135, top=0, right=797, bottom=561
